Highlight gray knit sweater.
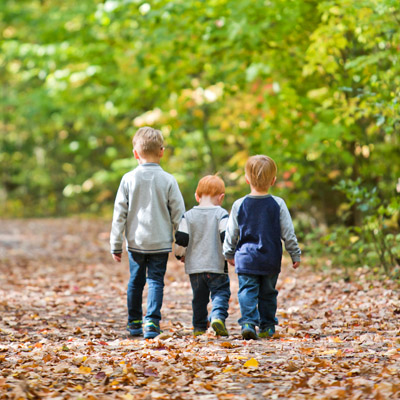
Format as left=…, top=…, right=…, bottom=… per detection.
left=175, top=206, right=229, bottom=274
left=110, top=163, right=185, bottom=254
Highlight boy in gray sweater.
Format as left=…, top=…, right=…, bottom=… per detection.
left=110, top=127, right=185, bottom=339
left=175, top=175, right=231, bottom=337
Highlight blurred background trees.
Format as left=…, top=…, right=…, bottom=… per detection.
left=1, top=0, right=399, bottom=274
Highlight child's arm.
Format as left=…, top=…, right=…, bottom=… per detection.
left=175, top=215, right=188, bottom=262
left=278, top=198, right=301, bottom=269
left=110, top=177, right=128, bottom=260
left=223, top=201, right=240, bottom=265
left=219, top=213, right=229, bottom=243
left=168, top=179, right=186, bottom=232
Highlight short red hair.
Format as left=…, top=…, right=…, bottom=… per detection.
left=196, top=175, right=225, bottom=197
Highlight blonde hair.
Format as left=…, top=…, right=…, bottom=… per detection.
left=245, top=155, right=277, bottom=190
left=196, top=175, right=225, bottom=198
left=132, top=126, right=164, bottom=156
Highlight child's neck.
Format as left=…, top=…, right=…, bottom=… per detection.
left=249, top=186, right=269, bottom=196
left=198, top=196, right=220, bottom=207
left=137, top=156, right=160, bottom=165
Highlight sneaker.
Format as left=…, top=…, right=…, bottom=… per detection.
left=143, top=321, right=161, bottom=339
left=127, top=320, right=142, bottom=336
left=193, top=328, right=206, bottom=337
left=259, top=326, right=275, bottom=338
left=241, top=323, right=258, bottom=340
left=211, top=319, right=229, bottom=336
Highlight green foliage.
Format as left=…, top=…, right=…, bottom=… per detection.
left=306, top=179, right=400, bottom=277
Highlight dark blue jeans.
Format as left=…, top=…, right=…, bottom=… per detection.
left=237, top=273, right=279, bottom=329
left=127, top=251, right=169, bottom=325
left=189, top=273, right=231, bottom=330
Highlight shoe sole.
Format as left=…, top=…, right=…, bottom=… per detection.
left=211, top=320, right=228, bottom=336
left=128, top=328, right=143, bottom=336
left=258, top=332, right=273, bottom=338
left=242, top=329, right=258, bottom=340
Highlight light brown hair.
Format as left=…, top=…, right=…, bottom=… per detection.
left=196, top=175, right=225, bottom=198
left=245, top=155, right=277, bottom=190
left=132, top=126, right=164, bottom=156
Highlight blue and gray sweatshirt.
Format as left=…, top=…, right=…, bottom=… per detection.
left=223, top=194, right=301, bottom=275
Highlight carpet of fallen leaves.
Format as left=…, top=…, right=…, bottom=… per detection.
left=1, top=218, right=400, bottom=400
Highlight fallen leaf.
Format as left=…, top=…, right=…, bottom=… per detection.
left=243, top=358, right=259, bottom=368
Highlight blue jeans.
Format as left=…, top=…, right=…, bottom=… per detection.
left=237, top=273, right=279, bottom=329
left=127, top=251, right=169, bottom=324
left=189, top=273, right=231, bottom=330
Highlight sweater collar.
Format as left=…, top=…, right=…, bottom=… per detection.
left=246, top=194, right=272, bottom=199
left=139, top=163, right=161, bottom=168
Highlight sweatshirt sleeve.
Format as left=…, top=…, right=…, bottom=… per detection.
left=110, top=177, right=128, bottom=254
left=175, top=215, right=189, bottom=247
left=168, top=178, right=185, bottom=232
left=278, top=198, right=301, bottom=262
left=223, top=201, right=240, bottom=260
left=219, top=211, right=229, bottom=243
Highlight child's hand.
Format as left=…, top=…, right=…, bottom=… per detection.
left=292, top=261, right=300, bottom=269
left=112, top=253, right=122, bottom=262
left=227, top=259, right=235, bottom=266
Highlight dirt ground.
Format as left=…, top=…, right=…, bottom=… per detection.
left=0, top=218, right=399, bottom=399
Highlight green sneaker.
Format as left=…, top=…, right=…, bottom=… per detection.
left=193, top=328, right=206, bottom=337
left=241, top=323, right=258, bottom=340
left=211, top=319, right=229, bottom=336
left=259, top=327, right=275, bottom=338
left=143, top=321, right=161, bottom=339
left=127, top=320, right=142, bottom=336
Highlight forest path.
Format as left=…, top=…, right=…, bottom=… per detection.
left=0, top=219, right=399, bottom=399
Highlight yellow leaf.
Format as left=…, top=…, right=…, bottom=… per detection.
left=78, top=366, right=92, bottom=374
left=236, top=356, right=247, bottom=360
left=318, top=349, right=338, bottom=356
left=243, top=358, right=259, bottom=368
left=288, top=328, right=296, bottom=335
left=74, top=385, right=83, bottom=391
left=223, top=366, right=233, bottom=373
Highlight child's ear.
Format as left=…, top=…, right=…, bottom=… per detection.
left=133, top=149, right=140, bottom=160
left=195, top=192, right=200, bottom=203
left=245, top=175, right=250, bottom=185
left=218, top=193, right=225, bottom=204
left=159, top=147, right=165, bottom=158
left=271, top=176, right=277, bottom=186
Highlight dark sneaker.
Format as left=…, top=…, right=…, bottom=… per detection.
left=143, top=321, right=161, bottom=339
left=241, top=324, right=258, bottom=340
left=193, top=328, right=206, bottom=337
left=259, top=326, right=275, bottom=338
left=127, top=320, right=142, bottom=336
left=211, top=319, right=229, bottom=336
